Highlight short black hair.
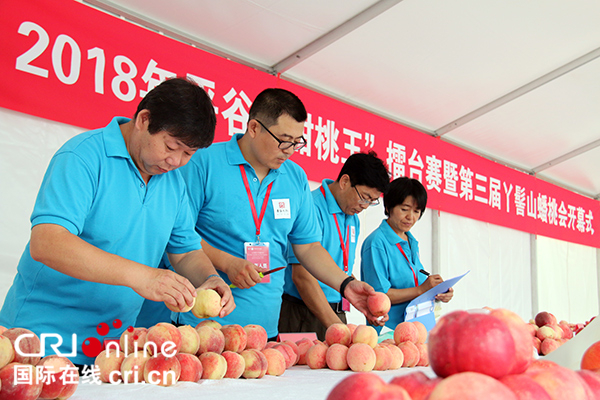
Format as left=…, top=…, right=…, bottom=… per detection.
left=248, top=88, right=307, bottom=127
left=383, top=177, right=428, bottom=218
left=134, top=77, right=216, bottom=149
left=336, top=151, right=389, bottom=193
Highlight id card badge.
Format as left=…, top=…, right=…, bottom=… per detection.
left=244, top=242, right=271, bottom=283
left=342, top=298, right=351, bottom=312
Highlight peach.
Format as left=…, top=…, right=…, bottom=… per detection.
left=533, top=337, right=542, bottom=355
left=243, top=324, right=268, bottom=351
left=0, top=336, right=14, bottom=369
left=94, top=349, right=125, bottom=383
left=500, top=374, right=552, bottom=400
left=582, top=340, right=600, bottom=371
left=526, top=363, right=591, bottom=400
left=558, top=322, right=573, bottom=340
left=577, top=370, right=600, bottom=398
left=262, top=348, right=286, bottom=376
left=346, top=323, right=358, bottom=337
left=526, top=323, right=538, bottom=337
left=428, top=371, right=518, bottom=400
left=351, top=325, right=378, bottom=348
left=413, top=320, right=428, bottom=343
left=381, top=342, right=404, bottom=369
left=146, top=323, right=182, bottom=356
left=2, top=328, right=41, bottom=365
left=535, top=311, right=557, bottom=327
left=540, top=338, right=561, bottom=355
left=305, top=343, right=328, bottom=369
left=195, top=319, right=222, bottom=330
left=177, top=325, right=200, bottom=355
left=325, top=344, right=349, bottom=371
left=195, top=326, right=225, bottom=355
left=326, top=372, right=412, bottom=400
left=325, top=323, right=352, bottom=346
left=0, top=326, right=6, bottom=335
left=295, top=338, right=313, bottom=365
left=489, top=308, right=533, bottom=374
left=390, top=371, right=442, bottom=400
left=0, top=362, right=43, bottom=400
left=394, top=321, right=419, bottom=344
left=165, top=295, right=195, bottom=313
left=175, top=353, right=202, bottom=382
left=415, top=342, right=429, bottom=367
left=367, top=292, right=391, bottom=317
left=373, top=344, right=392, bottom=371
left=119, top=327, right=148, bottom=355
left=36, top=355, right=79, bottom=399
left=264, top=341, right=278, bottom=349
left=191, top=289, right=223, bottom=319
left=536, top=325, right=557, bottom=341
left=199, top=352, right=227, bottom=379
left=144, top=354, right=181, bottom=386
left=240, top=349, right=267, bottom=379
left=273, top=343, right=296, bottom=368
left=221, top=324, right=247, bottom=353
left=120, top=352, right=150, bottom=383
left=222, top=350, right=245, bottom=379
left=282, top=340, right=299, bottom=364
left=398, top=341, right=420, bottom=368
left=346, top=343, right=376, bottom=372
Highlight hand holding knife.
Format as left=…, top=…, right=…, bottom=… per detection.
left=229, top=266, right=286, bottom=288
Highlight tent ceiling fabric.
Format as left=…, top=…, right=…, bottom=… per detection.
left=83, top=0, right=600, bottom=199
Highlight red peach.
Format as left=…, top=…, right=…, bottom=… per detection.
left=0, top=326, right=6, bottom=335
left=489, top=308, right=534, bottom=374
left=282, top=340, right=299, bottom=364
left=0, top=362, right=43, bottom=400
left=94, top=349, right=125, bottom=383
left=144, top=354, right=181, bottom=386
left=525, top=323, right=538, bottom=337
left=540, top=338, right=561, bottom=355
left=346, top=323, right=358, bottom=337
left=120, top=352, right=150, bottom=383
left=0, top=336, right=14, bottom=369
left=413, top=320, right=428, bottom=343
left=415, top=342, right=429, bottom=367
left=428, top=371, right=518, bottom=400
left=36, top=355, right=79, bottom=399
left=346, top=343, right=376, bottom=372
left=240, top=349, right=267, bottom=379
left=199, top=352, right=227, bottom=379
left=351, top=325, right=378, bottom=348
left=220, top=324, right=247, bottom=353
left=195, top=326, right=225, bottom=355
left=195, top=319, right=221, bottom=330
left=175, top=353, right=202, bottom=382
left=325, top=344, right=349, bottom=371
left=394, top=321, right=419, bottom=344
left=119, top=327, right=148, bottom=355
left=381, top=342, right=404, bottom=370
left=398, top=341, right=420, bottom=368
left=273, top=343, right=295, bottom=368
left=243, top=324, right=268, bottom=351
left=390, top=371, right=442, bottom=400
left=222, top=351, right=245, bottom=379
left=536, top=325, right=557, bottom=341
left=305, top=343, right=328, bottom=369
left=177, top=324, right=200, bottom=355
left=264, top=341, right=278, bottom=349
left=558, top=322, right=573, bottom=340
left=373, top=344, right=392, bottom=371
left=367, top=292, right=391, bottom=317
left=261, top=348, right=286, bottom=376
left=527, top=363, right=592, bottom=400
left=582, top=341, right=600, bottom=371
left=326, top=372, right=411, bottom=400
left=2, top=328, right=41, bottom=365
left=500, top=374, right=552, bottom=400
left=295, top=338, right=313, bottom=365
left=535, top=311, right=557, bottom=327
left=146, top=323, right=182, bottom=356
left=577, top=370, right=600, bottom=399
left=325, top=323, right=352, bottom=347
left=533, top=337, right=542, bottom=355
left=191, top=288, right=223, bottom=319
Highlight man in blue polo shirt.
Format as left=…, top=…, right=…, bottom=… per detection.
left=278, top=152, right=389, bottom=340
left=174, top=88, right=386, bottom=339
left=0, top=77, right=234, bottom=367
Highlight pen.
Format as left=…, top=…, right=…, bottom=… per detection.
left=419, top=269, right=430, bottom=276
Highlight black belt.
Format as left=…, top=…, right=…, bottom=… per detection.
left=282, top=293, right=345, bottom=314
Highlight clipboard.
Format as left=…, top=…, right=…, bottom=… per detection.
left=404, top=270, right=470, bottom=332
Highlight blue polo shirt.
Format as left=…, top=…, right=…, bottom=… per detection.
left=284, top=179, right=358, bottom=303
left=360, top=219, right=427, bottom=333
left=175, top=134, right=321, bottom=337
left=0, top=117, right=202, bottom=365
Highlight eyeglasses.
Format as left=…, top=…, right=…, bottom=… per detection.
left=354, top=186, right=380, bottom=206
left=256, top=119, right=307, bottom=151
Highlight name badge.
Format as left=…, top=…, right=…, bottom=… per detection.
left=244, top=242, right=271, bottom=283
left=350, top=226, right=356, bottom=243
left=272, top=199, right=291, bottom=219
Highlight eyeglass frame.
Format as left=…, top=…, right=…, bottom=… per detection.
left=353, top=185, right=380, bottom=206
left=255, top=119, right=307, bottom=151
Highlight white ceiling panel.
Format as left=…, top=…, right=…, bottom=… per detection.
left=540, top=147, right=600, bottom=196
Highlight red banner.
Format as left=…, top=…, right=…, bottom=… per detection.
left=1, top=0, right=598, bottom=247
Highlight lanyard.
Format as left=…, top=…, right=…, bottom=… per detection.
left=240, top=165, right=273, bottom=242
left=320, top=186, right=349, bottom=272
left=396, top=242, right=418, bottom=287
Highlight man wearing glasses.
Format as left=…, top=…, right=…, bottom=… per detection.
left=279, top=152, right=389, bottom=340
left=171, top=88, right=387, bottom=340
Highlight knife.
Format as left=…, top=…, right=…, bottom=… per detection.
left=229, top=266, right=286, bottom=288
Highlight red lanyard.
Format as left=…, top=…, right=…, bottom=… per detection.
left=396, top=243, right=418, bottom=287
left=240, top=165, right=273, bottom=242
left=321, top=186, right=349, bottom=272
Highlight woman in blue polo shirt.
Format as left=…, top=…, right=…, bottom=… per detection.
left=360, top=177, right=454, bottom=332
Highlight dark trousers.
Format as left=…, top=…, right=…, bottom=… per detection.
left=278, top=295, right=347, bottom=341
